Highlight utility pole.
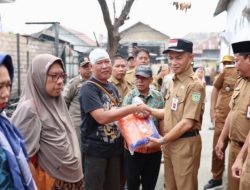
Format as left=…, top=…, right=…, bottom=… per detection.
left=25, top=22, right=60, bottom=56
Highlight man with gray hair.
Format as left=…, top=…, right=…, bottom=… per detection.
left=79, top=48, right=151, bottom=190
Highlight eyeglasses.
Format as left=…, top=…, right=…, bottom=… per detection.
left=47, top=73, right=67, bottom=82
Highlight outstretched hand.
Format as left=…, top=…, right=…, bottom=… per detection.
left=134, top=103, right=152, bottom=118
left=148, top=136, right=162, bottom=145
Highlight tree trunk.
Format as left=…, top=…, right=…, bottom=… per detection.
left=97, top=0, right=135, bottom=59
left=107, top=26, right=120, bottom=59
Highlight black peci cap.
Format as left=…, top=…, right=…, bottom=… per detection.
left=232, top=41, right=250, bottom=54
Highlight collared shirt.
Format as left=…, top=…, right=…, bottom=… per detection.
left=161, top=73, right=175, bottom=97
left=123, top=87, right=164, bottom=153
left=164, top=67, right=205, bottom=132
left=213, top=66, right=237, bottom=122
left=124, top=68, right=135, bottom=87
left=229, top=77, right=250, bottom=143
left=108, top=75, right=132, bottom=104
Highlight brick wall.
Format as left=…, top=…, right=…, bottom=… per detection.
left=0, top=32, right=54, bottom=98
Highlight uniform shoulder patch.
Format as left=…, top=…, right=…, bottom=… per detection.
left=192, top=92, right=201, bottom=102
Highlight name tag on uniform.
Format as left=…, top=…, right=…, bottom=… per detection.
left=171, top=97, right=179, bottom=111
left=247, top=106, right=250, bottom=119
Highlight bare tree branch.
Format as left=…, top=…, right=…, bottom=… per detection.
left=115, top=0, right=135, bottom=28
left=113, top=0, right=116, bottom=22
left=97, top=0, right=113, bottom=30
left=97, top=0, right=135, bottom=58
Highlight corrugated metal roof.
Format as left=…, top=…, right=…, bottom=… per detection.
left=213, top=0, right=230, bottom=16
left=60, top=26, right=96, bottom=47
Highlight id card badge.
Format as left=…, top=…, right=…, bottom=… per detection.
left=171, top=97, right=179, bottom=111
left=247, top=105, right=250, bottom=119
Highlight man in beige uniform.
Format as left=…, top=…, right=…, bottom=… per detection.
left=232, top=131, right=250, bottom=190
left=124, top=55, right=135, bottom=86
left=216, top=41, right=250, bottom=190
left=108, top=55, right=132, bottom=189
left=63, top=57, right=92, bottom=142
left=127, top=54, right=136, bottom=69
left=124, top=48, right=151, bottom=86
left=109, top=55, right=132, bottom=104
left=204, top=55, right=238, bottom=189
left=149, top=38, right=205, bottom=190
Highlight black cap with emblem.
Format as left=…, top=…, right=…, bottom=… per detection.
left=163, top=38, right=193, bottom=54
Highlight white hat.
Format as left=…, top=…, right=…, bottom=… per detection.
left=89, top=48, right=110, bottom=64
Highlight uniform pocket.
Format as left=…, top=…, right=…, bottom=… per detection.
left=231, top=90, right=240, bottom=108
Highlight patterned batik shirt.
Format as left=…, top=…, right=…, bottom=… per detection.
left=123, top=87, right=165, bottom=127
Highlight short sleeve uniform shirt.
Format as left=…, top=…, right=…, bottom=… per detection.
left=164, top=67, right=205, bottom=132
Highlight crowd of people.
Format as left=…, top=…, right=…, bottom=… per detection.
left=0, top=38, right=250, bottom=190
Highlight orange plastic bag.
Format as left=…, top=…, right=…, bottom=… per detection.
left=118, top=114, right=160, bottom=154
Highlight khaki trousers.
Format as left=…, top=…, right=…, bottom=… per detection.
left=227, top=142, right=241, bottom=190
left=211, top=122, right=228, bottom=179
left=239, top=169, right=250, bottom=190
left=239, top=147, right=250, bottom=190
left=163, top=135, right=201, bottom=190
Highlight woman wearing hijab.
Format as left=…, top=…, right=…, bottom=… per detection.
left=11, top=54, right=83, bottom=189
left=0, top=53, right=37, bottom=190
